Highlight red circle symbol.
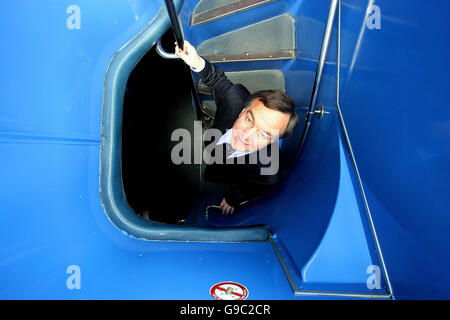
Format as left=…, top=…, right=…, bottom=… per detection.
left=210, top=281, right=249, bottom=300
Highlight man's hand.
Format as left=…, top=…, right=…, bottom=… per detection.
left=175, top=40, right=203, bottom=69
left=220, top=198, right=235, bottom=215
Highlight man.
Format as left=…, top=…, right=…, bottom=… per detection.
left=175, top=41, right=298, bottom=215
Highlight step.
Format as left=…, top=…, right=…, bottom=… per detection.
left=197, top=14, right=295, bottom=63
left=200, top=100, right=217, bottom=119
left=191, top=0, right=276, bottom=26
left=198, top=69, right=285, bottom=95
left=198, top=69, right=285, bottom=120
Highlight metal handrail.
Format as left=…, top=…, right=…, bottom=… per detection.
left=155, top=39, right=179, bottom=59
left=286, top=0, right=338, bottom=172
left=155, top=0, right=185, bottom=59
left=157, top=0, right=203, bottom=120
left=164, top=0, right=185, bottom=50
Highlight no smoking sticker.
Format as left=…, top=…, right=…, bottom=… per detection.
left=210, top=281, right=249, bottom=300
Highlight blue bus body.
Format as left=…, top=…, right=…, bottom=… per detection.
left=0, top=0, right=448, bottom=299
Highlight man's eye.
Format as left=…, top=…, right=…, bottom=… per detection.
left=246, top=117, right=252, bottom=123
left=259, top=131, right=270, bottom=139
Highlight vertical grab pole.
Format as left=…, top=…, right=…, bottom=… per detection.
left=162, top=0, right=203, bottom=120
left=164, top=0, right=185, bottom=50
left=289, top=0, right=338, bottom=168
left=162, top=0, right=204, bottom=191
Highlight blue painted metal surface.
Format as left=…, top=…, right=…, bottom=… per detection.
left=0, top=0, right=449, bottom=299
left=338, top=0, right=450, bottom=299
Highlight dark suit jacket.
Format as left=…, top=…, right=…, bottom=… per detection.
left=197, top=59, right=283, bottom=207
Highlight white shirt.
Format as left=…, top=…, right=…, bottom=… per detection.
left=191, top=57, right=206, bottom=73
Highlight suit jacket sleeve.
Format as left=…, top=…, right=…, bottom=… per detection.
left=196, top=58, right=250, bottom=123
left=197, top=58, right=234, bottom=103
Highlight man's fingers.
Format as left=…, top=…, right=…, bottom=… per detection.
left=175, top=40, right=189, bottom=51
left=221, top=199, right=227, bottom=212
left=221, top=202, right=228, bottom=215
left=219, top=198, right=235, bottom=215
left=175, top=46, right=184, bottom=56
left=174, top=45, right=181, bottom=56
left=174, top=44, right=186, bottom=57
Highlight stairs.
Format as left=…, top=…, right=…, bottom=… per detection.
left=198, top=69, right=285, bottom=94
left=190, top=2, right=295, bottom=122
left=191, top=0, right=276, bottom=26
left=199, top=69, right=285, bottom=121
left=196, top=14, right=295, bottom=63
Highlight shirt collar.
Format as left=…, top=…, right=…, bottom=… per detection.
left=217, top=129, right=233, bottom=145
left=216, top=129, right=255, bottom=159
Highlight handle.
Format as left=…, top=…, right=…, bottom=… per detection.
left=164, top=0, right=185, bottom=51
left=156, top=0, right=184, bottom=60
left=155, top=39, right=180, bottom=59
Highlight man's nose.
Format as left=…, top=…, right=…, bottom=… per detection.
left=242, top=127, right=256, bottom=140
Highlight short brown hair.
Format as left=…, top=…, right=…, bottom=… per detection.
left=245, top=90, right=298, bottom=138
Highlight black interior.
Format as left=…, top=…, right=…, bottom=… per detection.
left=121, top=30, right=200, bottom=224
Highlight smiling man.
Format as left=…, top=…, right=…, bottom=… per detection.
left=176, top=41, right=298, bottom=215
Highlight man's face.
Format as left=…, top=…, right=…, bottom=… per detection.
left=230, top=99, right=290, bottom=152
